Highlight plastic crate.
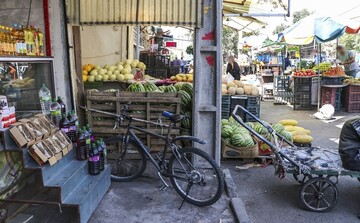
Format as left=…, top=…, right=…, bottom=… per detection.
left=153, top=69, right=168, bottom=79
left=247, top=96, right=261, bottom=108
left=294, top=77, right=312, bottom=85
left=293, top=92, right=312, bottom=110
left=275, top=76, right=291, bottom=91
left=222, top=95, right=231, bottom=119
left=321, top=87, right=337, bottom=106
left=345, top=85, right=360, bottom=112
left=321, top=76, right=345, bottom=85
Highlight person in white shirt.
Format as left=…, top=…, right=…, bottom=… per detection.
left=180, top=57, right=185, bottom=73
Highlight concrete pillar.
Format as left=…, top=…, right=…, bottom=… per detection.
left=193, top=0, right=222, bottom=164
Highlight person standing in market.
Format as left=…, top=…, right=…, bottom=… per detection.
left=336, top=45, right=359, bottom=77
left=284, top=53, right=291, bottom=69
left=180, top=57, right=185, bottom=73
left=226, top=55, right=241, bottom=80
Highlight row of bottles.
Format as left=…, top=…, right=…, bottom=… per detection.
left=0, top=24, right=44, bottom=56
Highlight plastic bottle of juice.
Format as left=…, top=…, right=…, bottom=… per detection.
left=88, top=143, right=100, bottom=175
left=83, top=126, right=91, bottom=158
left=50, top=98, right=61, bottom=127
left=57, top=96, right=66, bottom=116
left=86, top=124, right=94, bottom=143
left=67, top=111, right=77, bottom=142
left=59, top=113, right=71, bottom=138
left=76, top=129, right=86, bottom=161
left=96, top=139, right=105, bottom=171
left=38, top=83, right=51, bottom=115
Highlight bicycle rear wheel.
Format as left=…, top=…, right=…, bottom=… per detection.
left=104, top=136, right=146, bottom=182
left=168, top=147, right=224, bottom=206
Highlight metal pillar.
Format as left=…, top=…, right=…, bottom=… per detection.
left=193, top=0, right=222, bottom=165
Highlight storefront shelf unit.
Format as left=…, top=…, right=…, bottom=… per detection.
left=86, top=90, right=182, bottom=151
left=345, top=85, right=360, bottom=112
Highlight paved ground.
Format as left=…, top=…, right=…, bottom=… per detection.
left=223, top=101, right=360, bottom=223
left=90, top=167, right=233, bottom=223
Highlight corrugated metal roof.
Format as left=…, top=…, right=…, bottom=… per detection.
left=66, top=0, right=201, bottom=27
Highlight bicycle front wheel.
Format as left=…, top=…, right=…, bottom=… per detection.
left=168, top=147, right=224, bottom=206
left=104, top=136, right=147, bottom=182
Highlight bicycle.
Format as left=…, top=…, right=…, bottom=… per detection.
left=82, top=104, right=224, bottom=207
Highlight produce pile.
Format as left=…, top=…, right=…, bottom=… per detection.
left=323, top=66, right=345, bottom=77
left=278, top=119, right=313, bottom=144
left=170, top=73, right=193, bottom=83
left=312, top=62, right=331, bottom=73
left=221, top=117, right=255, bottom=148
left=251, top=121, right=293, bottom=143
left=343, top=76, right=360, bottom=85
left=293, top=69, right=316, bottom=77
left=82, top=59, right=146, bottom=83
left=222, top=80, right=259, bottom=96
left=126, top=82, right=193, bottom=129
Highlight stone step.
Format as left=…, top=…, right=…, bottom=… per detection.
left=45, top=160, right=88, bottom=202
left=63, top=165, right=111, bottom=223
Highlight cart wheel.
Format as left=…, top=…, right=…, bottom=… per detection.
left=326, top=175, right=339, bottom=185
left=300, top=177, right=338, bottom=212
left=293, top=173, right=312, bottom=185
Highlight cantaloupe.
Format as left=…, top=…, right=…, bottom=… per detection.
left=227, top=82, right=236, bottom=88
left=234, top=80, right=244, bottom=88
left=244, top=85, right=252, bottom=95
left=228, top=87, right=237, bottom=95
left=236, top=88, right=244, bottom=95
left=222, top=89, right=228, bottom=95
left=251, top=86, right=259, bottom=96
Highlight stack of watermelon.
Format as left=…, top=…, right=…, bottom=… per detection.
left=221, top=116, right=255, bottom=148
left=126, top=82, right=194, bottom=130
left=250, top=121, right=293, bottom=143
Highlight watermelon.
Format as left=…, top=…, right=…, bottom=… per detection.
left=222, top=125, right=233, bottom=138
left=126, top=82, right=146, bottom=92
left=143, top=82, right=158, bottom=92
left=280, top=130, right=293, bottom=142
left=223, top=137, right=231, bottom=145
left=246, top=122, right=254, bottom=129
left=221, top=119, right=229, bottom=126
left=254, top=123, right=268, bottom=134
left=228, top=116, right=241, bottom=126
left=158, top=86, right=166, bottom=92
left=178, top=90, right=192, bottom=111
left=181, top=83, right=193, bottom=97
left=174, top=82, right=184, bottom=91
left=272, top=123, right=284, bottom=133
left=165, top=85, right=177, bottom=93
left=231, top=133, right=254, bottom=147
left=181, top=112, right=192, bottom=129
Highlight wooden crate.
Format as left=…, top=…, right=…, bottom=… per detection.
left=86, top=90, right=182, bottom=151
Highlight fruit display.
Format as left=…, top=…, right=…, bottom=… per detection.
left=170, top=73, right=193, bottom=83
left=323, top=66, right=345, bottom=77
left=343, top=76, right=360, bottom=85
left=82, top=59, right=146, bottom=83
left=221, top=117, right=255, bottom=148
left=312, top=62, right=331, bottom=73
left=222, top=80, right=259, bottom=96
left=293, top=69, right=316, bottom=77
left=3, top=77, right=36, bottom=89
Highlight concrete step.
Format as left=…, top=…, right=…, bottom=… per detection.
left=63, top=165, right=111, bottom=223
left=45, top=160, right=88, bottom=202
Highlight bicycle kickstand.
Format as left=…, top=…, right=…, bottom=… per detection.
left=157, top=172, right=169, bottom=191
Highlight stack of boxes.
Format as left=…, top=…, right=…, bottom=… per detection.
left=0, top=96, right=16, bottom=128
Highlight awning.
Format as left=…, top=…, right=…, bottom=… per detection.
left=66, top=0, right=202, bottom=27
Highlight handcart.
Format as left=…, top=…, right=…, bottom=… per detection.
left=232, top=105, right=360, bottom=212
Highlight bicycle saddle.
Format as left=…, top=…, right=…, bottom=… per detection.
left=162, top=111, right=185, bottom=123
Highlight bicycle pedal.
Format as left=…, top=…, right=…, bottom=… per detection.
left=158, top=185, right=169, bottom=191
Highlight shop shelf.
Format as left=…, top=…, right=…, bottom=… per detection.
left=321, top=76, right=345, bottom=85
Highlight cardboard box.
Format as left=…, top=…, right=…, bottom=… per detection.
left=8, top=106, right=15, bottom=118
left=18, top=119, right=49, bottom=140
left=29, top=142, right=57, bottom=166
left=221, top=138, right=258, bottom=159
left=43, top=138, right=63, bottom=161
left=56, top=131, right=73, bottom=151
left=0, top=121, right=9, bottom=128
left=31, top=116, right=51, bottom=138
left=51, top=134, right=69, bottom=156
left=0, top=95, right=8, bottom=109
left=0, top=109, right=9, bottom=121
left=35, top=114, right=58, bottom=134
left=9, top=123, right=36, bottom=148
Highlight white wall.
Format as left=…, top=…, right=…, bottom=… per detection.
left=80, top=25, right=129, bottom=66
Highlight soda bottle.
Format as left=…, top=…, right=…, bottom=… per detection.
left=67, top=111, right=77, bottom=142
left=96, top=139, right=105, bottom=171
left=38, top=83, right=51, bottom=115
left=57, top=96, right=66, bottom=116
left=88, top=143, right=100, bottom=175
left=86, top=124, right=94, bottom=143
left=83, top=126, right=91, bottom=158
left=50, top=98, right=61, bottom=127
left=76, top=129, right=86, bottom=161
left=59, top=113, right=71, bottom=138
